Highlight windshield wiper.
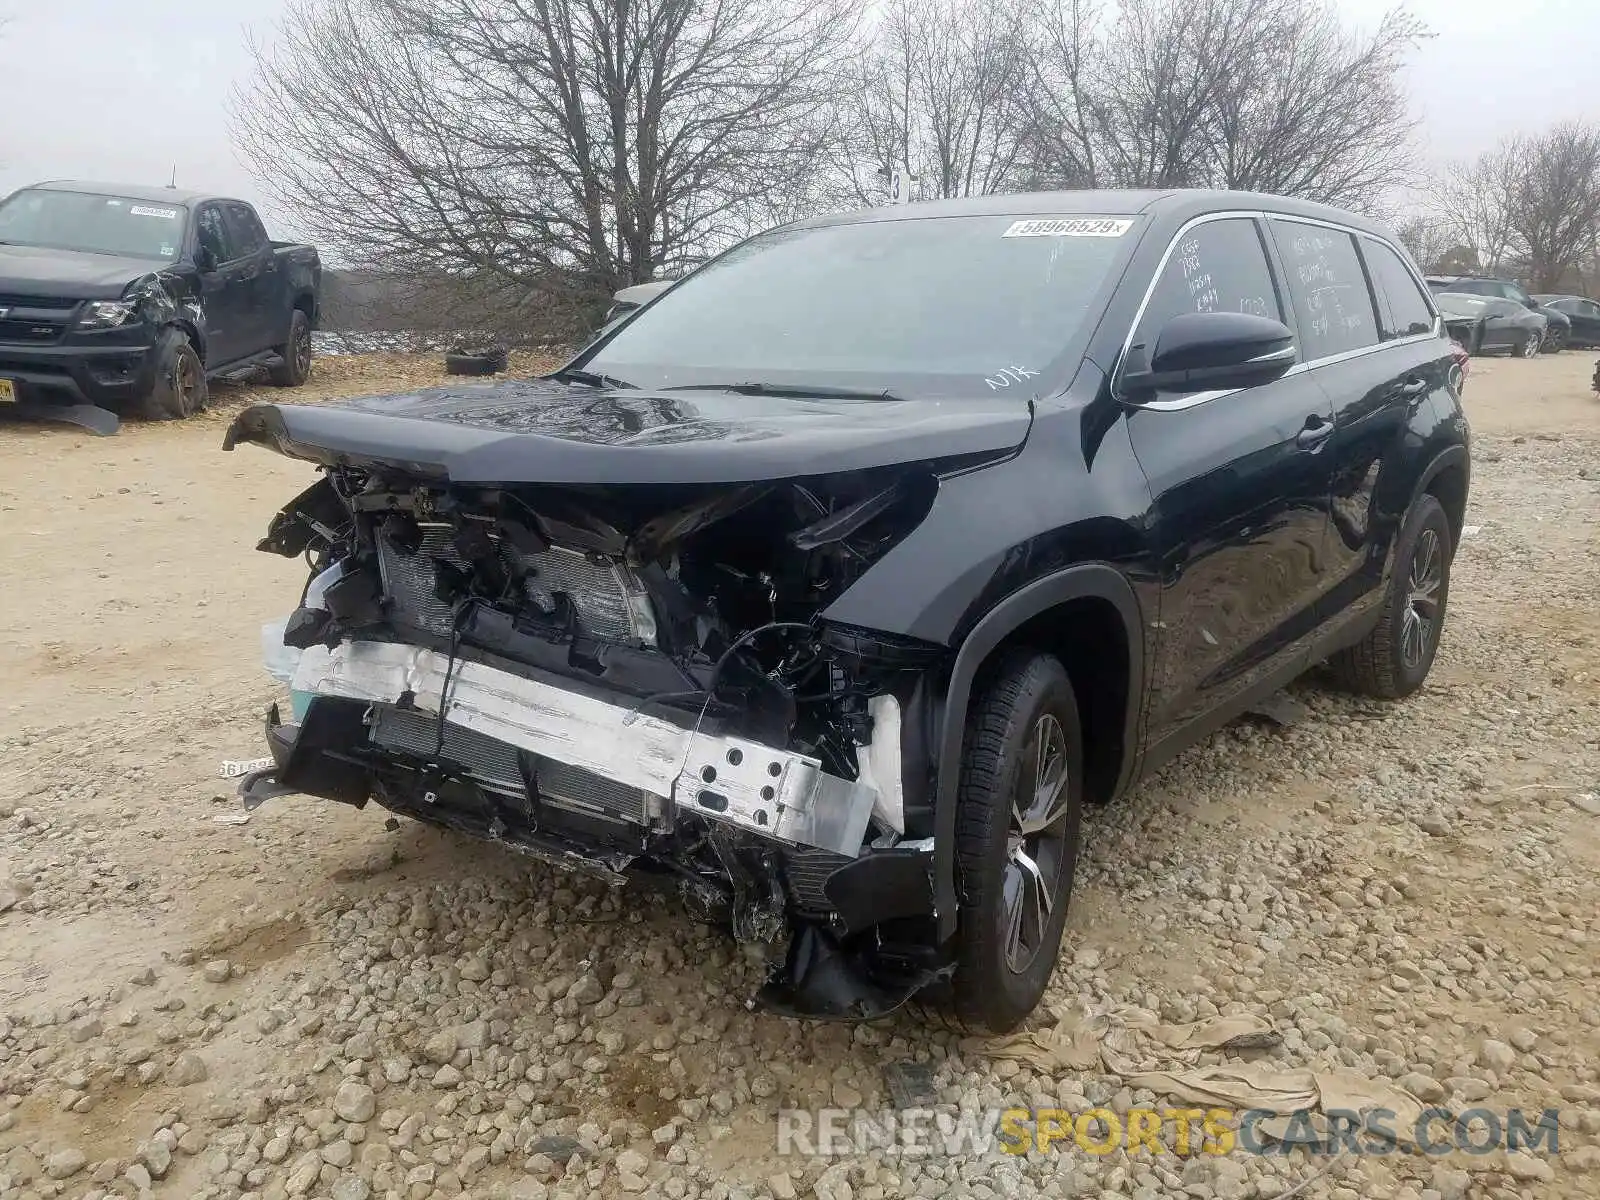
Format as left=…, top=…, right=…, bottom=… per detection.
left=665, top=381, right=906, bottom=402
left=550, top=367, right=636, bottom=389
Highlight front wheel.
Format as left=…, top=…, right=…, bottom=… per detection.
left=1328, top=494, right=1452, bottom=699
left=1520, top=329, right=1542, bottom=358
left=949, top=651, right=1083, bottom=1033
left=1542, top=326, right=1565, bottom=353
left=269, top=310, right=313, bottom=387
left=136, top=327, right=208, bottom=420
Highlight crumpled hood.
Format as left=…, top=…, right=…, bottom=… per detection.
left=223, top=378, right=1033, bottom=484
left=0, top=245, right=162, bottom=300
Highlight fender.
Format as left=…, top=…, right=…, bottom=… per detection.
left=172, top=319, right=207, bottom=364
left=1408, top=442, right=1470, bottom=516
left=930, top=562, right=1145, bottom=941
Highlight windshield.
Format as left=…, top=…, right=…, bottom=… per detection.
left=582, top=214, right=1139, bottom=397
left=0, top=188, right=187, bottom=260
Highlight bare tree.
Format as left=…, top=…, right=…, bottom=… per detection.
left=233, top=0, right=863, bottom=330
left=1393, top=214, right=1454, bottom=274
left=837, top=0, right=1030, bottom=202
left=1432, top=141, right=1524, bottom=275
left=1015, top=0, right=1425, bottom=211
left=1509, top=122, right=1600, bottom=292
left=1204, top=3, right=1425, bottom=208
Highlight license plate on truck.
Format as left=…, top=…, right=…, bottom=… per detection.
left=0, top=379, right=14, bottom=404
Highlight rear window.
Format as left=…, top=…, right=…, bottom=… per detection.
left=1268, top=219, right=1379, bottom=360
left=1363, top=239, right=1436, bottom=340
left=584, top=214, right=1141, bottom=398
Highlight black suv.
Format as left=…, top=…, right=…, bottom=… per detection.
left=225, top=190, right=1470, bottom=1032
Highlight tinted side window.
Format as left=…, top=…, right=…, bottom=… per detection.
left=1268, top=219, right=1378, bottom=360
left=194, top=204, right=234, bottom=263
left=1129, top=217, right=1282, bottom=372
left=223, top=203, right=268, bottom=256
left=1363, top=239, right=1435, bottom=339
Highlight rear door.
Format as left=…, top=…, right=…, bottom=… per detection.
left=222, top=202, right=280, bottom=356
left=1278, top=224, right=1452, bottom=629
left=1121, top=214, right=1337, bottom=746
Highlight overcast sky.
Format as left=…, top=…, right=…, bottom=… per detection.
left=1, top=0, right=1597, bottom=233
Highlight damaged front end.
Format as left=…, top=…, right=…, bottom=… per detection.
left=240, top=459, right=960, bottom=1018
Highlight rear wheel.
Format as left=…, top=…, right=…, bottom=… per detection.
left=269, top=309, right=313, bottom=387
left=949, top=651, right=1083, bottom=1033
left=137, top=327, right=207, bottom=421
left=1542, top=326, right=1565, bottom=353
left=1328, top=494, right=1452, bottom=700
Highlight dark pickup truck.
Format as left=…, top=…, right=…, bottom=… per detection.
left=0, top=180, right=320, bottom=434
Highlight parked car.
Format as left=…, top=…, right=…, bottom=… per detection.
left=1531, top=294, right=1600, bottom=348
left=1430, top=290, right=1546, bottom=358
left=225, top=189, right=1469, bottom=1033
left=1425, top=274, right=1570, bottom=352
left=0, top=180, right=320, bottom=434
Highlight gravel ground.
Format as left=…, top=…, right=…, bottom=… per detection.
left=1, top=351, right=1598, bottom=1200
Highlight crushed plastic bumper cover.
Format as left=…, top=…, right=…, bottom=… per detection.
left=255, top=639, right=878, bottom=857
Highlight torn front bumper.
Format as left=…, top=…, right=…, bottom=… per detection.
left=283, top=639, right=880, bottom=857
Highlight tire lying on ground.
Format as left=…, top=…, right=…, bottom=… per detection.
left=138, top=326, right=208, bottom=421
left=444, top=344, right=510, bottom=376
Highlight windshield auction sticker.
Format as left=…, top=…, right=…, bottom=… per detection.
left=130, top=206, right=181, bottom=220
left=1002, top=217, right=1134, bottom=238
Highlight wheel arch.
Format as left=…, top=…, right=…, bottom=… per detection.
left=1411, top=445, right=1470, bottom=550
left=167, top=318, right=206, bottom=365
left=931, top=563, right=1145, bottom=942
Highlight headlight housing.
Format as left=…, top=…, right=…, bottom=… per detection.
left=77, top=300, right=141, bottom=330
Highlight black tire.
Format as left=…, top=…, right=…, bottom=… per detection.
left=445, top=345, right=509, bottom=376
left=948, top=650, right=1084, bottom=1033
left=1519, top=329, right=1542, bottom=359
left=269, top=309, right=313, bottom=387
left=1542, top=326, right=1565, bottom=354
left=136, top=327, right=208, bottom=421
left=1328, top=494, right=1452, bottom=700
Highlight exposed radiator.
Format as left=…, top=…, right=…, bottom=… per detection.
left=368, top=704, right=657, bottom=827
left=375, top=525, right=654, bottom=644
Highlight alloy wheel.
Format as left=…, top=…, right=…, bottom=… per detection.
left=1400, top=528, right=1443, bottom=669
left=1001, top=714, right=1073, bottom=973
left=1524, top=331, right=1541, bottom=358
left=295, top=324, right=312, bottom=377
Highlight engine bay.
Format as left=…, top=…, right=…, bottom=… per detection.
left=244, top=461, right=954, bottom=1016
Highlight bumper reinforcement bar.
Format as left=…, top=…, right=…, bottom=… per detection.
left=290, top=640, right=879, bottom=856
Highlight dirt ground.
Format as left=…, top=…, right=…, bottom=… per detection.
left=1, top=348, right=1598, bottom=1200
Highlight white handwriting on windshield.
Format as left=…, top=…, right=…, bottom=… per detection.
left=984, top=366, right=1040, bottom=391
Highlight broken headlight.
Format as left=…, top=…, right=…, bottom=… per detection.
left=77, top=300, right=142, bottom=330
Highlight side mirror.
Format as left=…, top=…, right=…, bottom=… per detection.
left=195, top=244, right=218, bottom=273
left=1123, top=311, right=1297, bottom=396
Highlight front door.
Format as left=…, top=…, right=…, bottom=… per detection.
left=193, top=202, right=251, bottom=366
left=1122, top=215, right=1337, bottom=748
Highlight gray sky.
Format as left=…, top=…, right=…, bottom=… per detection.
left=2, top=0, right=1598, bottom=234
